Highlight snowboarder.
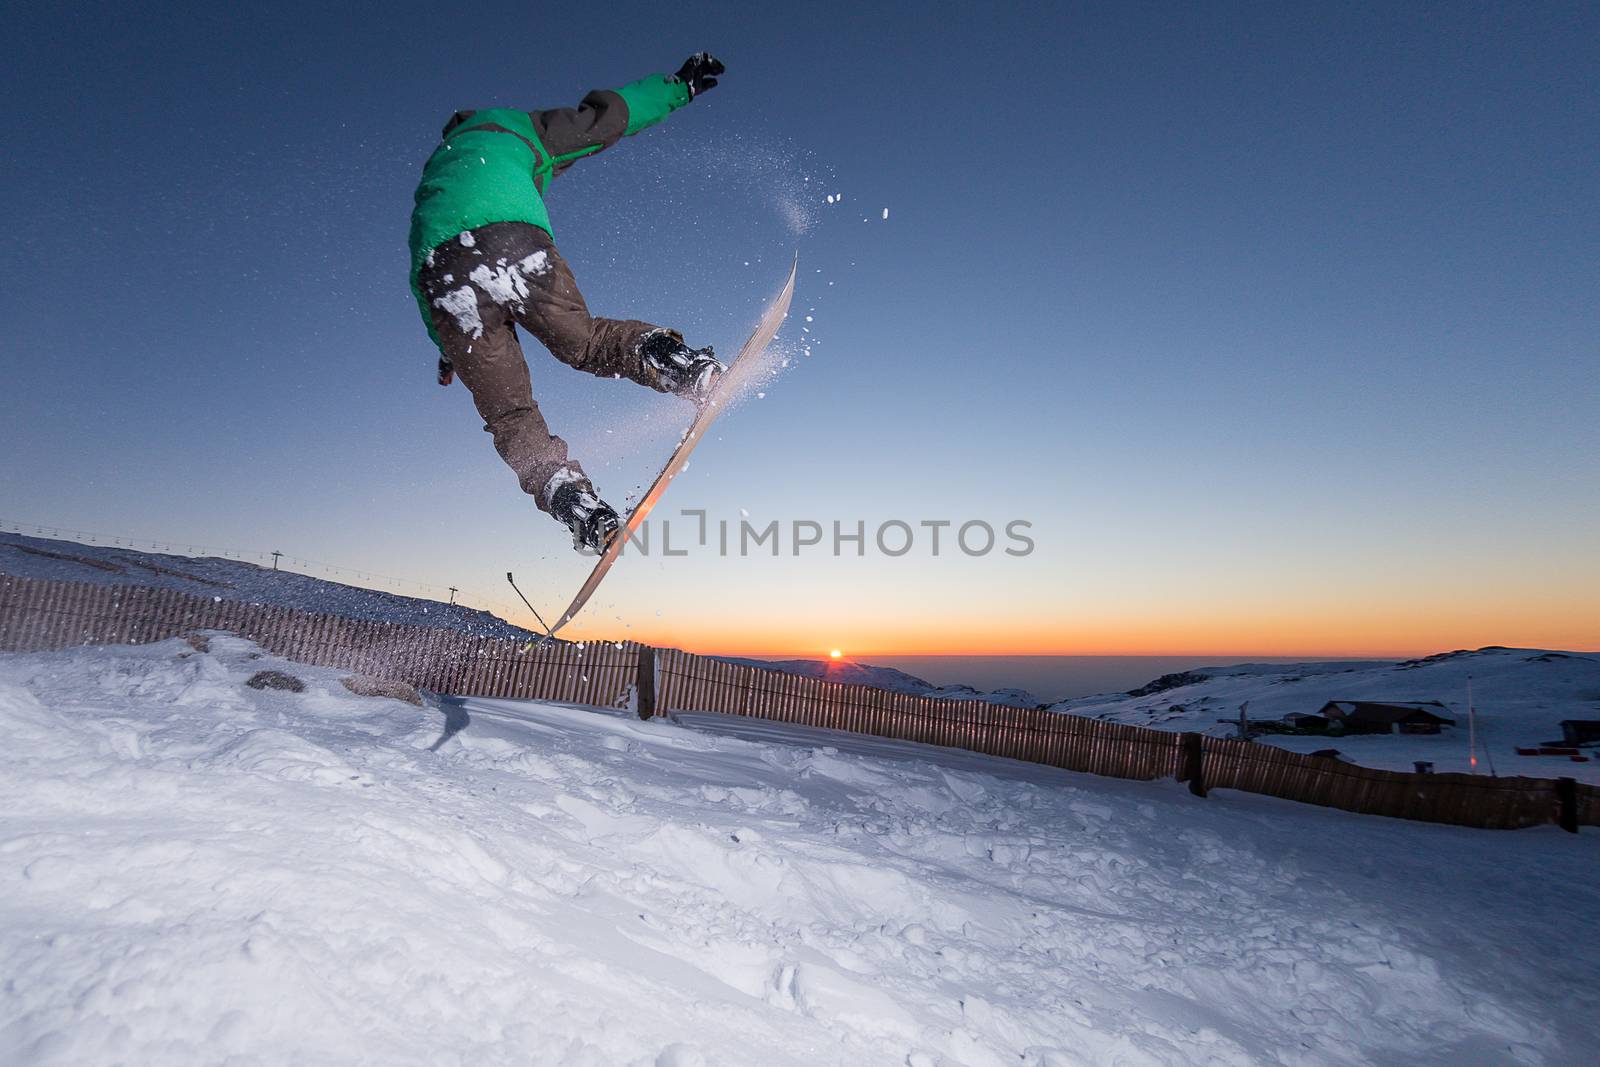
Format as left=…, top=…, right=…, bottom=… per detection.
left=408, top=54, right=727, bottom=553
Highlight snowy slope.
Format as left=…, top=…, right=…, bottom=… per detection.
left=1055, top=647, right=1600, bottom=785
left=2, top=640, right=1596, bottom=1065
left=0, top=531, right=532, bottom=640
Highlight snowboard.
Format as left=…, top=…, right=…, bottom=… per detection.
left=543, top=256, right=798, bottom=638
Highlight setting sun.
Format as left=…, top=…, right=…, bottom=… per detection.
left=829, top=649, right=842, bottom=659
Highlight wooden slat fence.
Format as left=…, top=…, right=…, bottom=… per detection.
left=654, top=648, right=1185, bottom=781
left=0, top=574, right=639, bottom=710
left=3, top=573, right=1595, bottom=832
left=653, top=647, right=1599, bottom=833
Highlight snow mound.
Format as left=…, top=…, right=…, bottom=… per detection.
left=2, top=639, right=1597, bottom=1064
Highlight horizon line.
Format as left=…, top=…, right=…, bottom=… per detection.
left=683, top=646, right=1597, bottom=662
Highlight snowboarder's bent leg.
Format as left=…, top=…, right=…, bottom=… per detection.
left=417, top=231, right=591, bottom=513
left=506, top=232, right=682, bottom=393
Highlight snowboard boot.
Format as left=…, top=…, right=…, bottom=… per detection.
left=548, top=479, right=620, bottom=554
left=638, top=329, right=724, bottom=405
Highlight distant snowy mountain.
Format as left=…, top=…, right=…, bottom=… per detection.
left=715, top=655, right=939, bottom=694
left=1053, top=647, right=1600, bottom=783
left=2, top=637, right=1596, bottom=1063
left=920, top=684, right=1041, bottom=708
left=716, top=656, right=1041, bottom=707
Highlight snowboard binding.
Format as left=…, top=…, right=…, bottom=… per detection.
left=549, top=480, right=620, bottom=554
left=638, top=329, right=724, bottom=405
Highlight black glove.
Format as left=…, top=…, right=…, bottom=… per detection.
left=437, top=356, right=454, bottom=387
left=673, top=52, right=725, bottom=98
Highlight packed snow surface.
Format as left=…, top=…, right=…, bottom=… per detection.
left=2, top=639, right=1596, bottom=1065
left=1054, top=647, right=1600, bottom=784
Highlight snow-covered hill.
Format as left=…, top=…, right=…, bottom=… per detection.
left=2, top=639, right=1596, bottom=1065
left=0, top=531, right=531, bottom=640
left=1054, top=647, right=1600, bottom=784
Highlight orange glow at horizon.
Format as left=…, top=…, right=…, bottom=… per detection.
left=548, top=534, right=1600, bottom=660
left=559, top=599, right=1600, bottom=660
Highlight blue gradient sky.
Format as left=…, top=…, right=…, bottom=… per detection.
left=3, top=1, right=1596, bottom=656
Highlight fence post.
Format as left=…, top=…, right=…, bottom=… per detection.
left=1178, top=732, right=1207, bottom=797
left=1556, top=776, right=1578, bottom=834
left=636, top=645, right=657, bottom=721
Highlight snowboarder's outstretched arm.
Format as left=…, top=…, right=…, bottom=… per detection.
left=529, top=53, right=725, bottom=180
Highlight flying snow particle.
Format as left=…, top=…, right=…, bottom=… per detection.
left=883, top=208, right=890, bottom=220
left=805, top=316, right=813, bottom=322
left=756, top=392, right=766, bottom=399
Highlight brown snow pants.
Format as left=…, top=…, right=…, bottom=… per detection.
left=417, top=222, right=677, bottom=511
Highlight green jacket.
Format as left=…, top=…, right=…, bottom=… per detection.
left=408, top=74, right=691, bottom=343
